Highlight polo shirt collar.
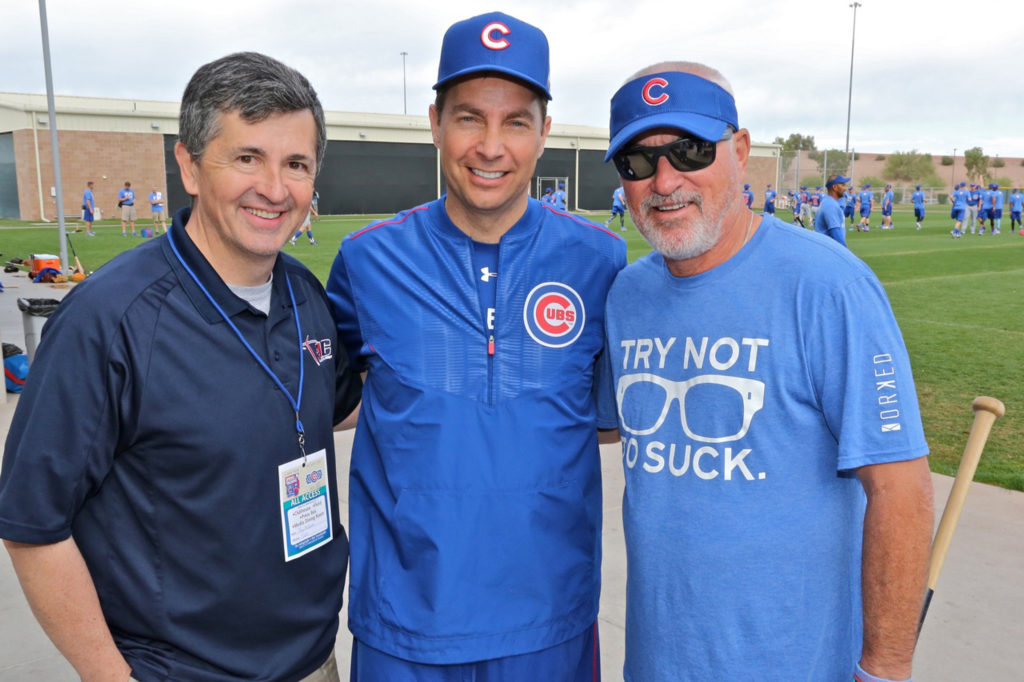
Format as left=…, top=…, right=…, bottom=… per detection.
left=162, top=206, right=306, bottom=324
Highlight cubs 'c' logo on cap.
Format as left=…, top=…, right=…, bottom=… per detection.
left=523, top=282, right=585, bottom=348
left=642, top=77, right=670, bottom=106
left=481, top=21, right=511, bottom=50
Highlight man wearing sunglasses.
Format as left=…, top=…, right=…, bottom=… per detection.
left=327, top=11, right=625, bottom=682
left=597, top=62, right=933, bottom=682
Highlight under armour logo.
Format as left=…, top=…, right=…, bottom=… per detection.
left=480, top=267, right=497, bottom=282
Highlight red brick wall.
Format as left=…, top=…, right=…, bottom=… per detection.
left=14, top=129, right=166, bottom=221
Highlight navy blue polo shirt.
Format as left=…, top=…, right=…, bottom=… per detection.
left=0, top=207, right=361, bottom=681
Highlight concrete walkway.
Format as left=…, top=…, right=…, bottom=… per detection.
left=0, top=269, right=1020, bottom=680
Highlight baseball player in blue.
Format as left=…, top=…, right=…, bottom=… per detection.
left=991, top=183, right=1003, bottom=234
left=810, top=185, right=822, bottom=223
left=81, top=181, right=97, bottom=236
left=881, top=184, right=894, bottom=229
left=844, top=186, right=856, bottom=228
left=607, top=185, right=628, bottom=230
left=814, top=174, right=850, bottom=245
left=857, top=184, right=873, bottom=231
left=541, top=186, right=553, bottom=203
left=798, top=186, right=811, bottom=227
left=326, top=13, right=626, bottom=681
left=911, top=184, right=926, bottom=230
left=763, top=183, right=776, bottom=215
left=966, top=184, right=980, bottom=233
left=950, top=183, right=967, bottom=238
left=791, top=189, right=805, bottom=227
left=553, top=182, right=568, bottom=210
left=741, top=183, right=753, bottom=209
left=978, top=183, right=993, bottom=234
left=599, top=61, right=932, bottom=682
left=1010, top=188, right=1023, bottom=232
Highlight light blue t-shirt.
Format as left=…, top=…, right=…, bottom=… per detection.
left=911, top=191, right=925, bottom=208
left=993, top=190, right=1004, bottom=209
left=858, top=189, right=873, bottom=210
left=952, top=189, right=967, bottom=210
left=598, top=217, right=927, bottom=681
left=814, top=193, right=847, bottom=245
left=1010, top=192, right=1023, bottom=212
left=83, top=188, right=94, bottom=209
left=553, top=189, right=567, bottom=210
left=612, top=187, right=626, bottom=210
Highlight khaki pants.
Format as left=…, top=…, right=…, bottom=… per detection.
left=130, top=653, right=339, bottom=682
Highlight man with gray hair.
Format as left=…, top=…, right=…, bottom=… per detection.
left=597, top=62, right=933, bottom=682
left=0, top=52, right=361, bottom=681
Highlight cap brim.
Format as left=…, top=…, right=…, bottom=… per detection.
left=604, top=112, right=728, bottom=161
left=433, top=65, right=552, bottom=100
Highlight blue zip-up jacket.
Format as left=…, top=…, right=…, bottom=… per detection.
left=327, top=197, right=626, bottom=663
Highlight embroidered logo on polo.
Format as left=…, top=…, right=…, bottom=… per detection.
left=481, top=21, right=511, bottom=50
left=302, top=335, right=334, bottom=366
left=642, top=77, right=670, bottom=106
left=523, top=282, right=585, bottom=348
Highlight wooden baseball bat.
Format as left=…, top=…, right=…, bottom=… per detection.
left=65, top=234, right=84, bottom=275
left=917, top=396, right=1006, bottom=634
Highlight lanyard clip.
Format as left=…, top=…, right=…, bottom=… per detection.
left=296, top=414, right=307, bottom=463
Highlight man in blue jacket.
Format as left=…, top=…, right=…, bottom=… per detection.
left=327, top=12, right=626, bottom=681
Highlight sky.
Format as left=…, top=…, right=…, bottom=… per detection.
left=4, top=0, right=1023, bottom=157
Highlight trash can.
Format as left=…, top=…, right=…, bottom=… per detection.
left=17, top=298, right=61, bottom=365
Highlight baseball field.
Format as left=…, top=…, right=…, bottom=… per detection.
left=2, top=207, right=1020, bottom=490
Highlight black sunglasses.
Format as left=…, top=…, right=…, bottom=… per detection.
left=613, top=129, right=733, bottom=181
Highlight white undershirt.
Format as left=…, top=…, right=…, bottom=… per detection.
left=227, top=273, right=273, bottom=315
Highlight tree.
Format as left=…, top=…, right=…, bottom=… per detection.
left=940, top=156, right=954, bottom=166
left=774, top=133, right=818, bottom=175
left=808, top=148, right=850, bottom=175
left=772, top=133, right=817, bottom=152
left=964, top=147, right=989, bottom=183
left=883, top=150, right=935, bottom=183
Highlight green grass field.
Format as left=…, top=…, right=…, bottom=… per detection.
left=2, top=208, right=1022, bottom=490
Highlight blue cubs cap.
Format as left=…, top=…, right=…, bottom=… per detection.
left=916, top=184, right=921, bottom=189
left=863, top=183, right=870, bottom=188
left=434, top=12, right=551, bottom=100
left=826, top=175, right=851, bottom=188
left=744, top=183, right=750, bottom=189
left=800, top=186, right=807, bottom=190
left=605, top=71, right=738, bottom=161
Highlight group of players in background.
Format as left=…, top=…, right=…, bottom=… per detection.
left=948, top=182, right=1024, bottom=238
left=749, top=180, right=1024, bottom=238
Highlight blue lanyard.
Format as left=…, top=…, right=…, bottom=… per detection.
left=167, top=225, right=307, bottom=457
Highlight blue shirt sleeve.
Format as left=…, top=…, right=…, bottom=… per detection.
left=808, top=274, right=928, bottom=470
left=326, top=238, right=369, bottom=372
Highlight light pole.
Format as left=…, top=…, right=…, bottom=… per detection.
left=844, top=2, right=861, bottom=153
left=400, top=51, right=408, bottom=115
left=951, top=148, right=956, bottom=187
